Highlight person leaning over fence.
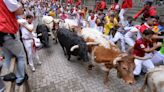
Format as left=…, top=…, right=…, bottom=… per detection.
left=0, top=0, right=27, bottom=86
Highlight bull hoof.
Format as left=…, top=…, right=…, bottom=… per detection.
left=77, top=57, right=82, bottom=60
left=103, top=80, right=108, bottom=85
left=55, top=40, right=58, bottom=44
left=88, top=64, right=94, bottom=70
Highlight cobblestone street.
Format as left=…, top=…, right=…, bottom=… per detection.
left=27, top=40, right=144, bottom=92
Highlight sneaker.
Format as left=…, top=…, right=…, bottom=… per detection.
left=37, top=61, right=42, bottom=65
left=31, top=66, right=36, bottom=72
left=16, top=73, right=28, bottom=86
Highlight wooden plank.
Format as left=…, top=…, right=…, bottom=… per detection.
left=24, top=80, right=31, bottom=92
left=18, top=84, right=25, bottom=92
left=4, top=58, right=16, bottom=92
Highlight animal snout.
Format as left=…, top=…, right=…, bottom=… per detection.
left=126, top=80, right=135, bottom=85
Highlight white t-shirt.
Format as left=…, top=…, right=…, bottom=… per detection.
left=87, top=16, right=97, bottom=28
left=18, top=19, right=34, bottom=39
left=3, top=0, right=21, bottom=12
left=124, top=27, right=141, bottom=39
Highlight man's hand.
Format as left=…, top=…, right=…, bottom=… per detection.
left=14, top=4, right=24, bottom=15
left=156, top=42, right=162, bottom=47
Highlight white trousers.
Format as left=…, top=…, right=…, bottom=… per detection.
left=23, top=40, right=40, bottom=67
left=124, top=37, right=135, bottom=47
left=133, top=54, right=155, bottom=75
left=151, top=51, right=164, bottom=65
left=119, top=8, right=128, bottom=25
left=112, top=32, right=125, bottom=52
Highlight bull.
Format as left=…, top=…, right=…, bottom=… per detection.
left=36, top=24, right=49, bottom=47
left=59, top=18, right=79, bottom=31
left=140, top=66, right=164, bottom=92
left=76, top=28, right=136, bottom=85
left=42, top=15, right=58, bottom=43
left=57, top=28, right=97, bottom=62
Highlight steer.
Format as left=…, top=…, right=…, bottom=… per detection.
left=140, top=66, right=164, bottom=92
left=42, top=15, right=58, bottom=43
left=57, top=28, right=97, bottom=62
left=36, top=24, right=49, bottom=47
left=76, top=28, right=135, bottom=85
left=59, top=18, right=79, bottom=31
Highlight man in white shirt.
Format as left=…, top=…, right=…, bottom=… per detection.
left=19, top=15, right=41, bottom=72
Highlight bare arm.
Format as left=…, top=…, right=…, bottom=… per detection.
left=21, top=24, right=33, bottom=32
left=144, top=42, right=162, bottom=53
left=133, top=55, right=151, bottom=60
left=3, top=0, right=24, bottom=15
left=14, top=6, right=24, bottom=15
left=152, top=35, right=164, bottom=39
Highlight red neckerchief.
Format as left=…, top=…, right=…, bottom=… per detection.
left=91, top=15, right=94, bottom=20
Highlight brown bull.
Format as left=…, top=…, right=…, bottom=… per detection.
left=86, top=38, right=135, bottom=85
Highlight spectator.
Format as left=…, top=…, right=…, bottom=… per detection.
left=87, top=12, right=97, bottom=28
left=104, top=13, right=119, bottom=36
left=99, top=0, right=107, bottom=12
left=124, top=25, right=141, bottom=47
left=119, top=0, right=133, bottom=25
left=133, top=1, right=157, bottom=21
left=18, top=15, right=41, bottom=72
left=0, top=0, right=27, bottom=86
left=109, top=0, right=120, bottom=12
left=151, top=17, right=164, bottom=65
left=140, top=16, right=156, bottom=33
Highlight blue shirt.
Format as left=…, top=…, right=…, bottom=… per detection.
left=158, top=25, right=164, bottom=32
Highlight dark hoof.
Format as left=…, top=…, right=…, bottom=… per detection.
left=88, top=64, right=94, bottom=70
left=77, top=57, right=82, bottom=60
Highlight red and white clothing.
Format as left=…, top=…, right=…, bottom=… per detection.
left=133, top=38, right=154, bottom=75
left=121, top=0, right=132, bottom=9
left=133, top=6, right=156, bottom=20
left=59, top=13, right=68, bottom=20
left=18, top=18, right=41, bottom=71
left=140, top=23, right=152, bottom=33
left=109, top=3, right=120, bottom=11
left=0, top=0, right=21, bottom=34
left=99, top=0, right=106, bottom=10
left=67, top=0, right=74, bottom=5
left=75, top=0, right=82, bottom=7
left=124, top=25, right=141, bottom=46
left=87, top=15, right=97, bottom=28
left=119, top=0, right=132, bottom=25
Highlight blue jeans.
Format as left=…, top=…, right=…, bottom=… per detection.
left=0, top=78, right=5, bottom=92
left=2, top=35, right=26, bottom=83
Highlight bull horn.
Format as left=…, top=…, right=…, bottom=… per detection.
left=113, top=53, right=128, bottom=65
left=113, top=57, right=122, bottom=65
left=86, top=42, right=99, bottom=46
left=70, top=45, right=79, bottom=51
